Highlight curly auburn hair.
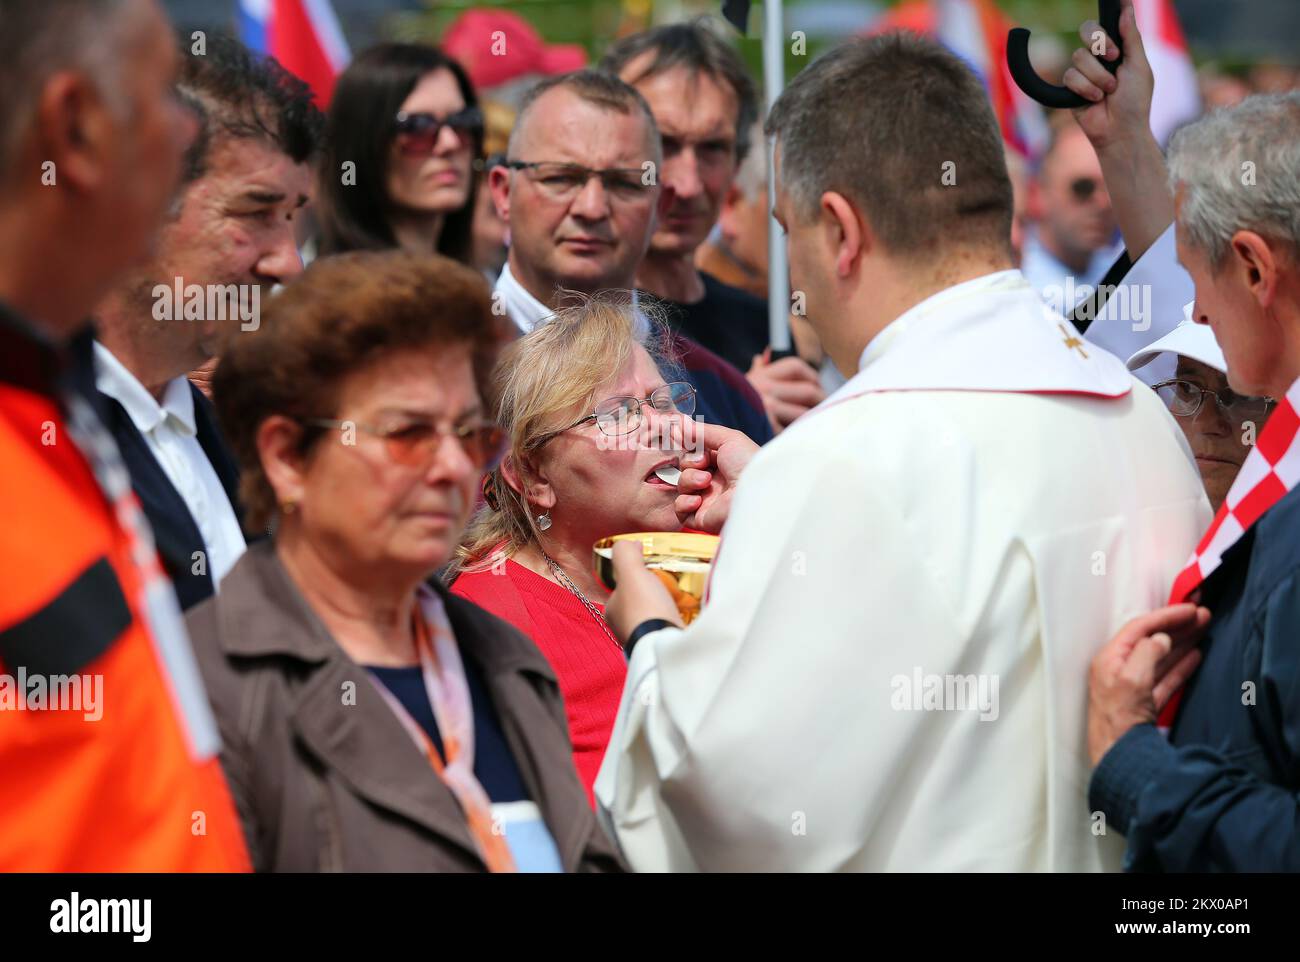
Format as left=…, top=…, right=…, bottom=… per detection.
left=212, top=249, right=509, bottom=531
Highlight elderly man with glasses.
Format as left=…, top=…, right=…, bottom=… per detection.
left=485, top=69, right=773, bottom=445
left=1062, top=5, right=1300, bottom=872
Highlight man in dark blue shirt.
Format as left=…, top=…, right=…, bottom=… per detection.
left=1078, top=49, right=1300, bottom=869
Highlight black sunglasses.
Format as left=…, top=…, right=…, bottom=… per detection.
left=1069, top=176, right=1102, bottom=203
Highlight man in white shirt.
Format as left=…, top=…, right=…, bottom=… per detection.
left=1022, top=124, right=1124, bottom=312
left=93, top=34, right=321, bottom=608
left=486, top=70, right=774, bottom=444
left=595, top=32, right=1209, bottom=871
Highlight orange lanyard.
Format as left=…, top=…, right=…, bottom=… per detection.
left=373, top=602, right=517, bottom=873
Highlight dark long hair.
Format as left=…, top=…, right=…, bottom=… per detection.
left=316, top=43, right=481, bottom=263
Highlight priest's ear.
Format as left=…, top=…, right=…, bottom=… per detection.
left=500, top=451, right=555, bottom=513
left=819, top=189, right=869, bottom=279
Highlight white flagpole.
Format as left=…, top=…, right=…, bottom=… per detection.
left=763, top=0, right=791, bottom=351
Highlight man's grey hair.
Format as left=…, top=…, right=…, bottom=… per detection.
left=0, top=0, right=138, bottom=179
left=1168, top=91, right=1300, bottom=270
left=507, top=69, right=662, bottom=164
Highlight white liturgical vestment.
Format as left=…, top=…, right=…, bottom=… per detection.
left=594, top=271, right=1211, bottom=872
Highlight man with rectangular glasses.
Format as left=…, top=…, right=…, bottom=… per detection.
left=600, top=21, right=827, bottom=434
left=486, top=70, right=773, bottom=445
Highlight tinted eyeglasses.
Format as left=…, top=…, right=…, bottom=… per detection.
left=305, top=417, right=506, bottom=471
left=529, top=382, right=697, bottom=449
left=393, top=106, right=483, bottom=154
left=1069, top=176, right=1103, bottom=203
left=1152, top=379, right=1273, bottom=423
left=503, top=160, right=652, bottom=203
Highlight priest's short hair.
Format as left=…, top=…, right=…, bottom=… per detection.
left=765, top=32, right=1014, bottom=261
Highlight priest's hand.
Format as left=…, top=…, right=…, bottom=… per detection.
left=676, top=421, right=760, bottom=533
left=604, top=540, right=684, bottom=645
left=1062, top=0, right=1171, bottom=260
left=1087, top=602, right=1211, bottom=765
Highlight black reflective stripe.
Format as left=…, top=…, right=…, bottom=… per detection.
left=1069, top=249, right=1133, bottom=336
left=0, top=299, right=67, bottom=398
left=0, top=556, right=132, bottom=674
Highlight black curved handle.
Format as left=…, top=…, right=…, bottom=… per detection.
left=1007, top=0, right=1123, bottom=109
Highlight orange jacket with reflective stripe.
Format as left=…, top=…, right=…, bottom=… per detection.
left=0, top=310, right=250, bottom=871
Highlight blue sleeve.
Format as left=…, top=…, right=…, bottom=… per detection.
left=736, top=392, right=774, bottom=445
left=1089, top=575, right=1300, bottom=872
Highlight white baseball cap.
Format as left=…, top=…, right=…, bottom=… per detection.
left=1127, top=302, right=1227, bottom=375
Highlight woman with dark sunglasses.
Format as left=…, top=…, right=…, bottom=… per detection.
left=316, top=43, right=484, bottom=263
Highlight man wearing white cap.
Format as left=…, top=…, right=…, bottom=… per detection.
left=1129, top=307, right=1275, bottom=511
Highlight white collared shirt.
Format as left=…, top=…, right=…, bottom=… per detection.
left=853, top=269, right=1025, bottom=375
left=93, top=342, right=246, bottom=590
left=494, top=259, right=651, bottom=339
left=1021, top=229, right=1124, bottom=308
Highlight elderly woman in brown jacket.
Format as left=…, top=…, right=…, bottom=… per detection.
left=188, top=250, right=622, bottom=872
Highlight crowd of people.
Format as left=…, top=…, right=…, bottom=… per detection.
left=1, top=0, right=1298, bottom=873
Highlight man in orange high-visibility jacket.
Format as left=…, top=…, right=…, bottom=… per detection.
left=0, top=0, right=249, bottom=871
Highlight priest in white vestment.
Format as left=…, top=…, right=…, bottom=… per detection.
left=594, top=32, right=1211, bottom=872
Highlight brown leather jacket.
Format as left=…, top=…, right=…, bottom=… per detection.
left=185, top=540, right=625, bottom=872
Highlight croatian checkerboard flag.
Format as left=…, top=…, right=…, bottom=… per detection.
left=1159, top=377, right=1300, bottom=728
left=238, top=0, right=350, bottom=106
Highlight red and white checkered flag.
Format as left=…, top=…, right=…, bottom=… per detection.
left=1159, top=374, right=1300, bottom=726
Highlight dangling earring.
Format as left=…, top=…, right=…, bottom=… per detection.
left=535, top=512, right=552, bottom=531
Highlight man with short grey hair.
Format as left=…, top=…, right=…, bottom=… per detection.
left=488, top=69, right=773, bottom=443
left=491, top=70, right=662, bottom=324
left=596, top=31, right=1207, bottom=871
left=601, top=20, right=825, bottom=432
left=1085, top=78, right=1300, bottom=868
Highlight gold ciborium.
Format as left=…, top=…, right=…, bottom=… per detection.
left=593, top=532, right=719, bottom=625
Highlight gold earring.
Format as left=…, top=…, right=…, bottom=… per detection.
left=281, top=500, right=297, bottom=515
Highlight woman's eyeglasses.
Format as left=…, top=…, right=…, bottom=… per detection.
left=529, top=382, right=697, bottom=449
left=1152, top=379, right=1273, bottom=423
left=393, top=106, right=483, bottom=154
left=503, top=160, right=652, bottom=204
left=305, top=417, right=506, bottom=471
